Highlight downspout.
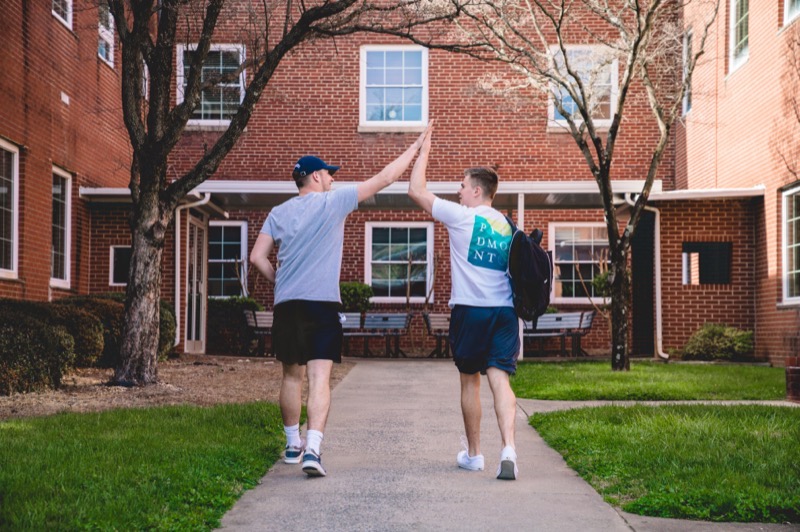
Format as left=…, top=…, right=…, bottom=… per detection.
left=174, top=193, right=213, bottom=347
left=625, top=193, right=669, bottom=360
left=517, top=193, right=525, bottom=360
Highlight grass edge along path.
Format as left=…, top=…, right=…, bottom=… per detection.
left=0, top=402, right=285, bottom=530
left=531, top=404, right=800, bottom=523
left=512, top=361, right=786, bottom=400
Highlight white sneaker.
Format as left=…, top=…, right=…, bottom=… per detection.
left=496, top=446, right=518, bottom=480
left=457, top=437, right=484, bottom=471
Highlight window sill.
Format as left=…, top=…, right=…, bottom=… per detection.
left=547, top=123, right=610, bottom=134
left=777, top=300, right=800, bottom=309
left=0, top=271, right=19, bottom=281
left=98, top=55, right=115, bottom=70
left=52, top=12, right=74, bottom=32
left=185, top=123, right=232, bottom=132
left=50, top=279, right=71, bottom=290
left=358, top=124, right=427, bottom=134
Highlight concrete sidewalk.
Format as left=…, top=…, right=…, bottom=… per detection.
left=220, top=359, right=798, bottom=532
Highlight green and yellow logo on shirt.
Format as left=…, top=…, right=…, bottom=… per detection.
left=468, top=216, right=512, bottom=271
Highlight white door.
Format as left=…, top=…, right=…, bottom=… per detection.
left=185, top=216, right=207, bottom=353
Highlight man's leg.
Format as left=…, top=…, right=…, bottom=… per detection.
left=460, top=372, right=482, bottom=458
left=280, top=362, right=306, bottom=428
left=486, top=367, right=516, bottom=449
left=302, top=359, right=333, bottom=477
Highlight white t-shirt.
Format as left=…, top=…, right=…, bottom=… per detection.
left=431, top=198, right=514, bottom=308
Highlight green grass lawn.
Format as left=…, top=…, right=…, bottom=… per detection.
left=0, top=402, right=285, bottom=530
left=512, top=360, right=787, bottom=400
left=531, top=404, right=800, bottom=523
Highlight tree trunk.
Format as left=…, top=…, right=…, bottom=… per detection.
left=609, top=247, right=631, bottom=371
left=114, top=200, right=166, bottom=386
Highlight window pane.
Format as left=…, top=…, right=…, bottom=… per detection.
left=405, top=68, right=422, bottom=85
left=367, top=106, right=384, bottom=121
left=385, top=105, right=401, bottom=121
left=0, top=148, right=13, bottom=270
left=386, top=88, right=403, bottom=104
left=405, top=51, right=422, bottom=68
left=366, top=51, right=383, bottom=68
left=386, top=69, right=403, bottom=85
left=386, top=51, right=403, bottom=67
left=373, top=227, right=390, bottom=243
left=52, top=174, right=67, bottom=281
left=404, top=106, right=422, bottom=122
left=112, top=247, right=131, bottom=284
left=372, top=243, right=389, bottom=261
left=366, top=69, right=384, bottom=85
left=371, top=264, right=389, bottom=296
left=366, top=88, right=383, bottom=105
left=389, top=242, right=410, bottom=261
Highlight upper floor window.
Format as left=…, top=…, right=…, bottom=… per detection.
left=176, top=45, right=245, bottom=126
left=549, top=46, right=618, bottom=129
left=786, top=0, right=800, bottom=26
left=365, top=222, right=433, bottom=303
left=52, top=0, right=72, bottom=29
left=729, top=0, right=749, bottom=71
left=0, top=139, right=19, bottom=279
left=98, top=1, right=114, bottom=66
left=208, top=221, right=248, bottom=298
left=683, top=29, right=693, bottom=115
left=783, top=185, right=800, bottom=303
left=51, top=167, right=72, bottom=289
left=550, top=223, right=609, bottom=302
left=359, top=46, right=428, bottom=131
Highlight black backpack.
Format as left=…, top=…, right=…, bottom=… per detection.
left=504, top=216, right=553, bottom=321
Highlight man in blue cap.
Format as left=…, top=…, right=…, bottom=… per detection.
left=250, top=128, right=428, bottom=477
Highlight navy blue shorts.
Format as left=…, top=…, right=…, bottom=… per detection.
left=449, top=305, right=520, bottom=375
left=273, top=300, right=342, bottom=365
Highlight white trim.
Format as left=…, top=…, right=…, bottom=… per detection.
left=50, top=166, right=72, bottom=289
left=648, top=185, right=764, bottom=201
left=782, top=185, right=800, bottom=305
left=0, top=139, right=19, bottom=280
left=359, top=45, right=429, bottom=131
left=176, top=44, right=246, bottom=127
left=208, top=220, right=248, bottom=298
left=98, top=2, right=115, bottom=67
left=728, top=0, right=749, bottom=73
left=109, top=245, right=131, bottom=286
left=548, top=221, right=609, bottom=306
left=682, top=29, right=693, bottom=116
left=786, top=0, right=800, bottom=26
left=364, top=221, right=434, bottom=304
left=52, top=0, right=72, bottom=30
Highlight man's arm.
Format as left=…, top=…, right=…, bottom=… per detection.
left=249, top=233, right=276, bottom=284
left=356, top=125, right=430, bottom=203
left=408, top=122, right=436, bottom=215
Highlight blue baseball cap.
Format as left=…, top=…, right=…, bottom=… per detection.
left=293, top=155, right=340, bottom=177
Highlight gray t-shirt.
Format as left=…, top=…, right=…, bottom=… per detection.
left=261, top=186, right=359, bottom=305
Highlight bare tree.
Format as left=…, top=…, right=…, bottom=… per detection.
left=777, top=25, right=800, bottom=181
left=376, top=0, right=719, bottom=370
left=103, top=0, right=461, bottom=386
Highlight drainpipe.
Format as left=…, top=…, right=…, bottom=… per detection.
left=517, top=193, right=525, bottom=361
left=174, top=193, right=213, bottom=347
left=625, top=193, right=669, bottom=361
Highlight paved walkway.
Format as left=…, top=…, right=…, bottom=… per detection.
left=220, top=359, right=799, bottom=532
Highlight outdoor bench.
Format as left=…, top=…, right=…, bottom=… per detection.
left=244, top=310, right=274, bottom=356
left=423, top=312, right=451, bottom=358
left=342, top=312, right=411, bottom=357
left=523, top=311, right=595, bottom=357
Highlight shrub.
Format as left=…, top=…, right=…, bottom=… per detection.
left=340, top=282, right=373, bottom=313
left=206, top=296, right=264, bottom=355
left=0, top=308, right=75, bottom=395
left=681, top=323, right=754, bottom=361
left=56, top=296, right=125, bottom=368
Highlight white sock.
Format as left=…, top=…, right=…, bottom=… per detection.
left=306, top=429, right=324, bottom=455
left=284, top=424, right=302, bottom=448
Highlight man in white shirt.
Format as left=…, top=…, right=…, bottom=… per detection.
left=408, top=124, right=520, bottom=480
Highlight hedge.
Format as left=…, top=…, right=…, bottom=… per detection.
left=206, top=296, right=263, bottom=355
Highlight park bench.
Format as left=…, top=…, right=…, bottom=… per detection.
left=423, top=313, right=451, bottom=358
left=342, top=312, right=412, bottom=358
left=341, top=312, right=382, bottom=357
left=244, top=310, right=274, bottom=356
left=523, top=311, right=595, bottom=357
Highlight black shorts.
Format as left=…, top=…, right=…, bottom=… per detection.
left=273, top=300, right=343, bottom=365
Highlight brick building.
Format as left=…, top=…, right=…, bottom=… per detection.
left=1, top=0, right=793, bottom=364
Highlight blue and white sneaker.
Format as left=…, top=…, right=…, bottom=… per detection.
left=283, top=439, right=305, bottom=464
left=301, top=449, right=326, bottom=477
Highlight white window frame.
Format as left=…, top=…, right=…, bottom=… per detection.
left=786, top=0, right=800, bottom=26
left=208, top=220, right=248, bottom=298
left=548, top=45, right=619, bottom=130
left=109, top=246, right=132, bottom=286
left=549, top=222, right=610, bottom=305
left=782, top=185, right=800, bottom=305
left=98, top=2, right=115, bottom=67
left=359, top=45, right=429, bottom=133
left=50, top=166, right=72, bottom=289
left=0, top=139, right=19, bottom=280
left=176, top=44, right=246, bottom=127
left=364, top=221, right=434, bottom=304
left=52, top=0, right=72, bottom=30
left=729, top=0, right=749, bottom=73
left=682, top=29, right=693, bottom=116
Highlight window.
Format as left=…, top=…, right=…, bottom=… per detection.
left=786, top=0, right=800, bottom=25
left=550, top=223, right=609, bottom=301
left=683, top=30, right=693, bottom=115
left=360, top=46, right=428, bottom=130
left=365, top=223, right=433, bottom=303
left=783, top=186, right=800, bottom=302
left=52, top=0, right=72, bottom=29
left=549, top=46, right=618, bottom=129
left=98, top=1, right=114, bottom=66
left=0, top=140, right=19, bottom=279
left=208, top=221, right=248, bottom=297
left=729, top=0, right=749, bottom=71
left=110, top=246, right=132, bottom=286
left=176, top=45, right=245, bottom=125
left=51, top=167, right=71, bottom=288
left=682, top=242, right=732, bottom=285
